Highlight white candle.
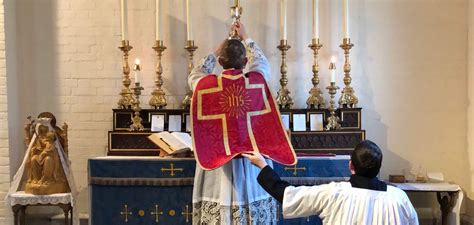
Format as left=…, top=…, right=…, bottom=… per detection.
left=134, top=59, right=140, bottom=83
left=120, top=0, right=128, bottom=40
left=155, top=0, right=161, bottom=40
left=342, top=0, right=350, bottom=38
left=312, top=0, right=319, bottom=39
left=280, top=0, right=287, bottom=40
left=186, top=0, right=193, bottom=40
left=330, top=56, right=336, bottom=83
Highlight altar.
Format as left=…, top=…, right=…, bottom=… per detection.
left=88, top=155, right=351, bottom=225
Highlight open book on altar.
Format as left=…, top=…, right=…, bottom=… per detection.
left=148, top=132, right=193, bottom=155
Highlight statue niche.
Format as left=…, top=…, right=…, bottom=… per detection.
left=23, top=112, right=70, bottom=195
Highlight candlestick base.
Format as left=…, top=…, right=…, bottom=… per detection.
left=150, top=40, right=168, bottom=109
left=276, top=88, right=294, bottom=109
left=181, top=91, right=193, bottom=110
left=339, top=87, right=358, bottom=108
left=117, top=40, right=135, bottom=109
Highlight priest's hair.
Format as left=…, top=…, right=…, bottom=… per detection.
left=351, top=140, right=383, bottom=178
left=218, top=39, right=246, bottom=69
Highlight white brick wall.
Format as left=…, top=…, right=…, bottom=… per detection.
left=4, top=0, right=473, bottom=219
left=0, top=0, right=8, bottom=220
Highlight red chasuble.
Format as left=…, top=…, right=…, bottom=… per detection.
left=191, top=69, right=297, bottom=170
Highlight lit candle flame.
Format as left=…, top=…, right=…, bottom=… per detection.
left=135, top=58, right=140, bottom=65
left=330, top=56, right=336, bottom=64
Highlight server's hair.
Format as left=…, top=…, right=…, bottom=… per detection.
left=351, top=140, right=383, bottom=178
left=218, top=39, right=246, bottom=69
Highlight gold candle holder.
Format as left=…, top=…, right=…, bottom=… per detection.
left=276, top=39, right=294, bottom=109
left=117, top=40, right=134, bottom=109
left=149, top=40, right=168, bottom=109
left=325, top=81, right=341, bottom=130
left=130, top=81, right=145, bottom=131
left=306, top=38, right=325, bottom=109
left=338, top=38, right=358, bottom=108
left=182, top=40, right=198, bottom=109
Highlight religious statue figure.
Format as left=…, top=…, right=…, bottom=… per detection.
left=23, top=112, right=70, bottom=195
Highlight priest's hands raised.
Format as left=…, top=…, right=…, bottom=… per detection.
left=232, top=21, right=248, bottom=40
left=242, top=151, right=268, bottom=169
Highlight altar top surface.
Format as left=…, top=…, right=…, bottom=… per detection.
left=91, top=155, right=350, bottom=161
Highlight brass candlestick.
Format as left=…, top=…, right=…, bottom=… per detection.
left=276, top=39, right=294, bottom=109
left=182, top=40, right=198, bottom=109
left=117, top=40, right=134, bottom=109
left=149, top=40, right=167, bottom=109
left=325, top=81, right=341, bottom=130
left=338, top=38, right=358, bottom=108
left=229, top=1, right=243, bottom=40
left=130, top=81, right=144, bottom=131
left=306, top=38, right=325, bottom=109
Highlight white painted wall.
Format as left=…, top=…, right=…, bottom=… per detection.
left=0, top=0, right=9, bottom=221
left=467, top=0, right=474, bottom=217
left=2, top=0, right=472, bottom=219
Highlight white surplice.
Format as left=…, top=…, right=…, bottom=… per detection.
left=283, top=182, right=419, bottom=225
left=190, top=38, right=277, bottom=225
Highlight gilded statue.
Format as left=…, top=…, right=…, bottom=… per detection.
left=23, top=112, right=70, bottom=195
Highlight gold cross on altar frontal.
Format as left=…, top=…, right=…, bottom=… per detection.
left=150, top=204, right=164, bottom=223
left=181, top=205, right=192, bottom=223
left=197, top=75, right=271, bottom=156
left=160, top=163, right=183, bottom=176
left=284, top=164, right=306, bottom=176
left=120, top=204, right=132, bottom=222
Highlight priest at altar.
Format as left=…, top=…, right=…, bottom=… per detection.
left=190, top=23, right=280, bottom=224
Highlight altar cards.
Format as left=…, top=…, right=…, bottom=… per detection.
left=191, top=71, right=297, bottom=170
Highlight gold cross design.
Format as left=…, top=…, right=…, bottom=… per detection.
left=284, top=164, right=306, bottom=176
left=150, top=204, right=164, bottom=223
left=160, top=163, right=183, bottom=176
left=181, top=205, right=192, bottom=223
left=120, top=204, right=132, bottom=223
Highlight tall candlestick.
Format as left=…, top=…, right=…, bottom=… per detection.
left=342, top=0, right=350, bottom=38
left=186, top=0, right=193, bottom=40
left=155, top=0, right=161, bottom=40
left=134, top=58, right=141, bottom=83
left=280, top=0, right=287, bottom=40
left=330, top=56, right=336, bottom=83
left=312, top=0, right=319, bottom=39
left=120, top=0, right=128, bottom=40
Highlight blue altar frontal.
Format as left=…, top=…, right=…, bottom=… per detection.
left=88, top=156, right=351, bottom=225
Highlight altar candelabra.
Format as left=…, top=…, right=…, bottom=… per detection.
left=325, top=63, right=341, bottom=130
left=181, top=40, right=198, bottom=109
left=276, top=40, right=294, bottom=109
left=130, top=77, right=145, bottom=131
left=149, top=40, right=167, bottom=109
left=338, top=38, right=358, bottom=108
left=117, top=40, right=135, bottom=109
left=306, top=38, right=325, bottom=109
